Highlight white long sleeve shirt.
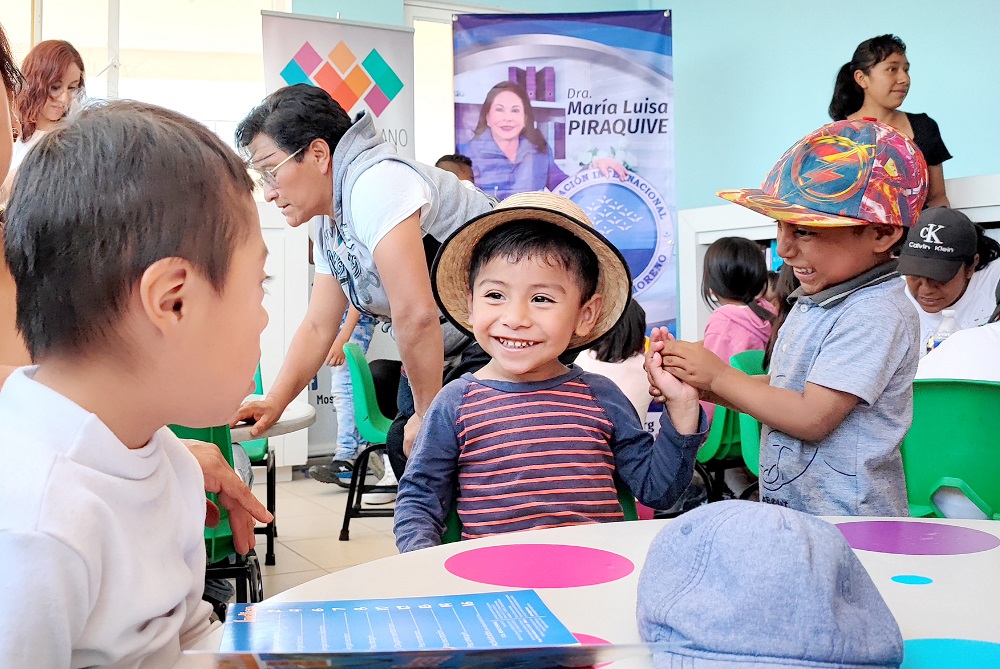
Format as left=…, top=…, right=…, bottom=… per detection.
left=0, top=367, right=214, bottom=668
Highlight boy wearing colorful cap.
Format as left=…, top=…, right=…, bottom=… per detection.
left=655, top=120, right=927, bottom=516
left=897, top=207, right=1000, bottom=352
left=393, top=192, right=706, bottom=552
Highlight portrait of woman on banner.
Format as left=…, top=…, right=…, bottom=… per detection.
left=458, top=80, right=627, bottom=200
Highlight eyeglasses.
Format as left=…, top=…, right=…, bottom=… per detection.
left=252, top=146, right=305, bottom=189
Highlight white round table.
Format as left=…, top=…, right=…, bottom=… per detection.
left=192, top=516, right=1000, bottom=666
left=230, top=394, right=317, bottom=442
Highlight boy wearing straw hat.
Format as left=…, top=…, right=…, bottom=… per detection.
left=652, top=119, right=928, bottom=517
left=393, top=192, right=707, bottom=552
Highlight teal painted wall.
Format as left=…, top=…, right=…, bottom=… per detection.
left=293, top=0, right=1000, bottom=210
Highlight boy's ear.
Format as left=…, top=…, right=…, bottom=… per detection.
left=137, top=257, right=197, bottom=334
left=871, top=225, right=905, bottom=253
left=574, top=293, right=604, bottom=338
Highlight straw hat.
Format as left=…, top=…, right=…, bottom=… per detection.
left=431, top=191, right=632, bottom=351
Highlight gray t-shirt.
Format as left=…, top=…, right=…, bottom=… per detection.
left=760, top=262, right=919, bottom=516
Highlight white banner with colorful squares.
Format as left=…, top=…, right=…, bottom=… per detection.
left=262, top=10, right=415, bottom=159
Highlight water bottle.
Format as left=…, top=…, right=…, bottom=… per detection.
left=926, top=309, right=959, bottom=353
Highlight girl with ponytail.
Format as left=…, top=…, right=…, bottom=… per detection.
left=829, top=35, right=951, bottom=208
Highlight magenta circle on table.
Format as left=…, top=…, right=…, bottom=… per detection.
left=836, top=521, right=1000, bottom=555
left=444, top=544, right=634, bottom=588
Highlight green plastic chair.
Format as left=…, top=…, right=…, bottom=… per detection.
left=240, top=365, right=277, bottom=566
left=729, top=349, right=766, bottom=476
left=339, top=343, right=396, bottom=541
left=901, top=378, right=1000, bottom=519
left=442, top=476, right=639, bottom=544
left=168, top=424, right=263, bottom=604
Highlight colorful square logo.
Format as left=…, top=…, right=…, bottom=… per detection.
left=279, top=40, right=404, bottom=117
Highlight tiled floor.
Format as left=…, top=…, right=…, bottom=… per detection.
left=251, top=468, right=399, bottom=598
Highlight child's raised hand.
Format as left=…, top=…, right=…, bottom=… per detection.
left=644, top=328, right=699, bottom=404
left=659, top=338, right=728, bottom=391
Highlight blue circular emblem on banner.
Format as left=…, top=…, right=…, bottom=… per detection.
left=555, top=169, right=674, bottom=297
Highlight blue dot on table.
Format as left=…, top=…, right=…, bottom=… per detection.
left=892, top=574, right=933, bottom=585
left=902, top=639, right=1000, bottom=668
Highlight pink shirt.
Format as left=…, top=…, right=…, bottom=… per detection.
left=702, top=299, right=776, bottom=423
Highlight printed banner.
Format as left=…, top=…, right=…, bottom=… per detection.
left=454, top=10, right=676, bottom=331
left=262, top=10, right=415, bottom=158
left=262, top=11, right=415, bottom=455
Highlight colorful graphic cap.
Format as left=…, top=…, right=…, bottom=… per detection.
left=718, top=119, right=928, bottom=228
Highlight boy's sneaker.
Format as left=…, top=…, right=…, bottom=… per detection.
left=308, top=459, right=354, bottom=488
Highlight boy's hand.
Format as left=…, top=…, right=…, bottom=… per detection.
left=644, top=327, right=699, bottom=403
left=656, top=338, right=728, bottom=391
left=232, top=395, right=284, bottom=437
left=326, top=342, right=346, bottom=367
left=184, top=439, right=274, bottom=555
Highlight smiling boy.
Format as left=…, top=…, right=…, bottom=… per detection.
left=393, top=193, right=706, bottom=551
left=656, top=120, right=928, bottom=516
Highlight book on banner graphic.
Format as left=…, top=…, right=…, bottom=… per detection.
left=525, top=66, right=537, bottom=100
left=219, top=590, right=576, bottom=654
left=538, top=66, right=556, bottom=102
left=507, top=66, right=526, bottom=89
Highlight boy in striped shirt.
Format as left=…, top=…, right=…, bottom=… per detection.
left=394, top=192, right=707, bottom=552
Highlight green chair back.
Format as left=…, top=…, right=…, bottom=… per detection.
left=239, top=365, right=269, bottom=462
left=901, top=379, right=1000, bottom=519
left=729, top=349, right=766, bottom=475
left=441, top=476, right=639, bottom=544
left=343, top=342, right=393, bottom=445
left=168, top=424, right=237, bottom=564
left=696, top=404, right=742, bottom=463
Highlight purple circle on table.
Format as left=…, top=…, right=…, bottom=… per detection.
left=837, top=521, right=1000, bottom=555
left=444, top=544, right=634, bottom=588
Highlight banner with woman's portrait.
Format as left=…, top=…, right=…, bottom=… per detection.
left=454, top=10, right=676, bottom=332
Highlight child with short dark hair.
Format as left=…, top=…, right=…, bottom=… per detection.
left=0, top=101, right=269, bottom=666
left=574, top=299, right=650, bottom=418
left=655, top=119, right=927, bottom=517
left=393, top=192, right=705, bottom=552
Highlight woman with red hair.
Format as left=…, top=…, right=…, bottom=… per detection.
left=9, top=40, right=84, bottom=175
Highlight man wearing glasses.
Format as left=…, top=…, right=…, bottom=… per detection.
left=235, top=84, right=494, bottom=480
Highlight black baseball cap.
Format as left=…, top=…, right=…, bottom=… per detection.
left=897, top=208, right=978, bottom=282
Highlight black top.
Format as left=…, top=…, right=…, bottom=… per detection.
left=905, top=112, right=952, bottom=166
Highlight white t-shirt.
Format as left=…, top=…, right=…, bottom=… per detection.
left=916, top=323, right=1000, bottom=382
left=9, top=129, right=46, bottom=174
left=0, top=367, right=215, bottom=668
left=573, top=351, right=651, bottom=419
left=314, top=161, right=432, bottom=318
left=905, top=260, right=1000, bottom=354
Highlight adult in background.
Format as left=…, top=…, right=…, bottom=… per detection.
left=234, top=84, right=493, bottom=470
left=829, top=34, right=951, bottom=208
left=897, top=208, right=1000, bottom=354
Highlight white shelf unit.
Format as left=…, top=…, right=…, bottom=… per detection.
left=676, top=173, right=1000, bottom=342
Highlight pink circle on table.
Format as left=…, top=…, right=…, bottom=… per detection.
left=837, top=521, right=1000, bottom=555
left=573, top=633, right=612, bottom=669
left=444, top=544, right=634, bottom=588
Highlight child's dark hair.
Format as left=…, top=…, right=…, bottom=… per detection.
left=829, top=35, right=907, bottom=121
left=763, top=264, right=800, bottom=370
left=973, top=224, right=1000, bottom=271
left=701, top=237, right=773, bottom=322
left=436, top=153, right=472, bottom=169
left=236, top=83, right=352, bottom=162
left=589, top=299, right=645, bottom=363
left=5, top=100, right=255, bottom=360
left=468, top=221, right=598, bottom=302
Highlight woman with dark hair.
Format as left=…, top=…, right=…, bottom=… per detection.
left=897, top=208, right=1000, bottom=353
left=458, top=81, right=625, bottom=200
left=0, top=22, right=23, bottom=178
left=9, top=40, right=84, bottom=176
left=829, top=35, right=950, bottom=208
